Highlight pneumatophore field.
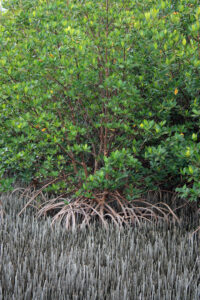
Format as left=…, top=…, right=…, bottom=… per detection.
left=0, top=193, right=199, bottom=300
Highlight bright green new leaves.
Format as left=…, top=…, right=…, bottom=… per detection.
left=0, top=0, right=200, bottom=201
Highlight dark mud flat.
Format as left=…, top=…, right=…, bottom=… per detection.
left=0, top=193, right=199, bottom=300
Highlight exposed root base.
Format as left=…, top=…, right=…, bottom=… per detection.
left=36, top=191, right=179, bottom=229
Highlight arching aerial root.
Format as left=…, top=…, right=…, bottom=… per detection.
left=36, top=191, right=180, bottom=229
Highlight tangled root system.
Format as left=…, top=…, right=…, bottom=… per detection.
left=35, top=191, right=179, bottom=229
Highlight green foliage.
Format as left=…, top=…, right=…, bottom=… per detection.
left=0, top=0, right=200, bottom=201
